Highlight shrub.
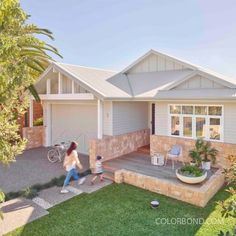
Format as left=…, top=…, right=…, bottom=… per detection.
left=189, top=138, right=219, bottom=164
left=21, top=187, right=38, bottom=199
left=178, top=165, right=205, bottom=177
left=33, top=117, right=43, bottom=126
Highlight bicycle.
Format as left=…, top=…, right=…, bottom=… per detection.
left=47, top=141, right=70, bottom=163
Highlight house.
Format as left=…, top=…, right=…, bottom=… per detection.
left=26, top=49, right=236, bottom=169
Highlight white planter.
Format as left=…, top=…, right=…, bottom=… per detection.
left=202, top=161, right=211, bottom=170
left=176, top=170, right=207, bottom=184
left=190, top=162, right=197, bottom=167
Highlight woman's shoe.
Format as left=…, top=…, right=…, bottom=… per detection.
left=78, top=177, right=86, bottom=185
left=60, top=189, right=69, bottom=194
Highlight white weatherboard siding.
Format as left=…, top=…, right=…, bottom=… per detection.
left=61, top=74, right=72, bottom=93
left=103, top=101, right=113, bottom=136
left=155, top=102, right=168, bottom=136
left=51, top=103, right=97, bottom=154
left=174, top=74, right=226, bottom=90
left=224, top=103, right=236, bottom=143
left=155, top=102, right=236, bottom=144
left=128, top=53, right=187, bottom=73
left=112, top=102, right=149, bottom=135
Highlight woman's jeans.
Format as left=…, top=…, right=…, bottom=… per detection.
left=63, top=168, right=79, bottom=187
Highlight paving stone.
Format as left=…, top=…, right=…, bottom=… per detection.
left=0, top=198, right=48, bottom=235
left=66, top=186, right=83, bottom=195
left=73, top=175, right=113, bottom=193
left=36, top=186, right=80, bottom=207
left=32, top=197, right=53, bottom=210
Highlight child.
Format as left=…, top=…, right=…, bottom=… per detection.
left=91, top=155, right=104, bottom=185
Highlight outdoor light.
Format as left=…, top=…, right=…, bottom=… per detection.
left=150, top=200, right=159, bottom=209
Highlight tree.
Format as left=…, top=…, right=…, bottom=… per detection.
left=218, top=155, right=236, bottom=236
left=0, top=0, right=61, bottom=218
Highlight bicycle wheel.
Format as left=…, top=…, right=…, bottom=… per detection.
left=47, top=149, right=60, bottom=163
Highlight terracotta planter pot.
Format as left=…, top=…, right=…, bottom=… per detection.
left=176, top=169, right=207, bottom=184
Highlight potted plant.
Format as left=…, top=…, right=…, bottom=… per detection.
left=176, top=165, right=207, bottom=184
left=201, top=141, right=218, bottom=170
left=188, top=138, right=204, bottom=166
left=189, top=150, right=201, bottom=166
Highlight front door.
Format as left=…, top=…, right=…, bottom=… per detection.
left=151, top=103, right=155, bottom=135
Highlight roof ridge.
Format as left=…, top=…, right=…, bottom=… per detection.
left=55, top=62, right=118, bottom=73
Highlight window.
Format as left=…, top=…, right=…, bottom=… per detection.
left=209, top=118, right=221, bottom=140
left=182, top=106, right=193, bottom=115
left=208, top=106, right=222, bottom=116
left=195, top=106, right=207, bottom=115
left=171, top=116, right=180, bottom=136
left=196, top=117, right=206, bottom=138
left=170, top=105, right=181, bottom=114
left=169, top=105, right=223, bottom=141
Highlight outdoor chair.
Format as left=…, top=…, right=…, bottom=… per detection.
left=165, top=145, right=184, bottom=170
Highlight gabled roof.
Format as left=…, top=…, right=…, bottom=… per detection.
left=121, top=49, right=197, bottom=73
left=36, top=49, right=236, bottom=100
left=36, top=62, right=132, bottom=99
left=121, top=49, right=236, bottom=88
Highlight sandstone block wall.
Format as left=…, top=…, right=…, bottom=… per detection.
left=150, top=135, right=236, bottom=168
left=114, top=169, right=225, bottom=207
left=22, top=126, right=45, bottom=149
left=89, top=129, right=150, bottom=168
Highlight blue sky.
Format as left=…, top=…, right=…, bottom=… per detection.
left=21, top=0, right=236, bottom=77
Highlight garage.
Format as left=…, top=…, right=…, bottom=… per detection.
left=51, top=103, right=97, bottom=154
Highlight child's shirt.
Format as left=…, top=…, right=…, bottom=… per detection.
left=95, top=160, right=103, bottom=173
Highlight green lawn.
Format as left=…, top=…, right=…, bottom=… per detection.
left=8, top=184, right=235, bottom=236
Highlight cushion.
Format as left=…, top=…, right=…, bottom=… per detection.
left=169, top=145, right=181, bottom=156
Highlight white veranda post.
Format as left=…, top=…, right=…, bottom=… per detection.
left=97, top=99, right=103, bottom=139
left=29, top=99, right=33, bottom=127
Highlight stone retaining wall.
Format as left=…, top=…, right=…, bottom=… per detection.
left=114, top=169, right=225, bottom=207
left=89, top=129, right=150, bottom=168
left=150, top=135, right=236, bottom=168
left=22, top=126, right=45, bottom=149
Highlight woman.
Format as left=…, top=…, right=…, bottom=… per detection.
left=61, top=141, right=86, bottom=193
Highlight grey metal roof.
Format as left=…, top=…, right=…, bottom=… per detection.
left=56, top=63, right=132, bottom=98
left=36, top=50, right=236, bottom=100
left=154, top=88, right=236, bottom=100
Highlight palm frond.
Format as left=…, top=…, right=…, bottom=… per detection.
left=28, top=85, right=40, bottom=102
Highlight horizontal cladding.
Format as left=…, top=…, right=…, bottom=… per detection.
left=113, top=102, right=149, bottom=135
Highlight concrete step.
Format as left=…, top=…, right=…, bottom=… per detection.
left=103, top=164, right=118, bottom=172
left=103, top=171, right=114, bottom=181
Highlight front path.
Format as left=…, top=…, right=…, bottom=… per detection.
left=0, top=176, right=112, bottom=235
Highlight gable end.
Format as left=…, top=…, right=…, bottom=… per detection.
left=173, top=74, right=228, bottom=90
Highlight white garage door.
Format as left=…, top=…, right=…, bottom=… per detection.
left=51, top=103, right=97, bottom=154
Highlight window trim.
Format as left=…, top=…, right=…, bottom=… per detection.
left=168, top=104, right=224, bottom=142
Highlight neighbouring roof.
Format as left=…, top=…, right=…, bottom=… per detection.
left=36, top=49, right=236, bottom=100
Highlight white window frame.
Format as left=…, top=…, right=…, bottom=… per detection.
left=168, top=104, right=224, bottom=142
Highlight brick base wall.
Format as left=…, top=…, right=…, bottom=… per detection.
left=114, top=169, right=225, bottom=207
left=150, top=135, right=236, bottom=168
left=19, top=101, right=43, bottom=137
left=22, top=126, right=45, bottom=149
left=89, top=129, right=150, bottom=168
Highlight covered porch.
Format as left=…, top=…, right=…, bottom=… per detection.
left=27, top=62, right=109, bottom=154
left=103, top=151, right=225, bottom=207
